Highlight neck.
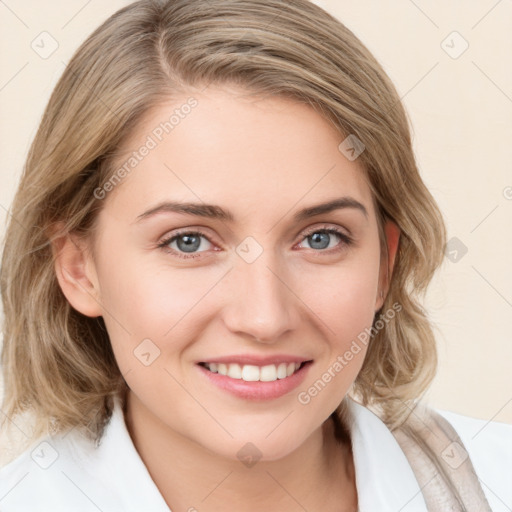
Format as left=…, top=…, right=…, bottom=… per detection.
left=124, top=390, right=357, bottom=512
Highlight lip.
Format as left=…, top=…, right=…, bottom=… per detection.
left=196, top=360, right=313, bottom=401
left=197, top=354, right=312, bottom=366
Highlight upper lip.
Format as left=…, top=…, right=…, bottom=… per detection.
left=198, top=354, right=313, bottom=366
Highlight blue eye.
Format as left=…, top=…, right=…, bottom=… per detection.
left=298, top=227, right=353, bottom=252
left=157, top=226, right=353, bottom=260
left=157, top=230, right=212, bottom=259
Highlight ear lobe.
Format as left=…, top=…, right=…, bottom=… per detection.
left=376, top=220, right=401, bottom=311
left=50, top=223, right=103, bottom=318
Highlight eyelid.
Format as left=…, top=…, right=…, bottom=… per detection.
left=298, top=222, right=352, bottom=240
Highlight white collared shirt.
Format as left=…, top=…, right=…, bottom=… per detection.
left=1, top=397, right=511, bottom=511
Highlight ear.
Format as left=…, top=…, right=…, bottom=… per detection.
left=375, top=220, right=400, bottom=312
left=49, top=222, right=103, bottom=318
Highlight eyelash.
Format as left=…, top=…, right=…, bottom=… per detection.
left=157, top=225, right=353, bottom=260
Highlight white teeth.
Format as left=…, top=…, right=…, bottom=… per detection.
left=277, top=363, right=287, bottom=379
left=260, top=364, right=278, bottom=382
left=204, top=361, right=304, bottom=381
left=241, top=365, right=260, bottom=381
left=227, top=363, right=242, bottom=379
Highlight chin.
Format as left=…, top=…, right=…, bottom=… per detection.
left=206, top=428, right=311, bottom=464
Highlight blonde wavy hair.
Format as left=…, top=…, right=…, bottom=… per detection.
left=1, top=0, right=446, bottom=455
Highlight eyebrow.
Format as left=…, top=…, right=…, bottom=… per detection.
left=134, top=196, right=368, bottom=224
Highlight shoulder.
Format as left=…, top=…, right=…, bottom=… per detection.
left=0, top=399, right=170, bottom=511
left=0, top=429, right=121, bottom=511
left=435, top=406, right=512, bottom=511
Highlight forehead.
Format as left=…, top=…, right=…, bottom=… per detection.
left=103, top=85, right=375, bottom=222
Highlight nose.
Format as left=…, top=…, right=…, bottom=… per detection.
left=221, top=253, right=300, bottom=344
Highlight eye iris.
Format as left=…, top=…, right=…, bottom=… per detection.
left=309, top=232, right=331, bottom=250
left=177, top=234, right=201, bottom=253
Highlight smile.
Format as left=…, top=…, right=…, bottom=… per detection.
left=196, top=360, right=313, bottom=400
left=199, top=361, right=306, bottom=382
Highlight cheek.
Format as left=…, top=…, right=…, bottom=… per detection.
left=94, top=248, right=224, bottom=369
left=103, top=266, right=202, bottom=332
left=300, top=249, right=381, bottom=343
left=295, top=246, right=381, bottom=396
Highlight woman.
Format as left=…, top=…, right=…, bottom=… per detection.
left=0, top=1, right=510, bottom=510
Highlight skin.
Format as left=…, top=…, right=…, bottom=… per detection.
left=53, top=84, right=400, bottom=512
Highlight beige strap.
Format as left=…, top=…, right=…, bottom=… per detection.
left=391, top=404, right=492, bottom=511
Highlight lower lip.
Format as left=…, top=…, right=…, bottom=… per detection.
left=196, top=361, right=313, bottom=400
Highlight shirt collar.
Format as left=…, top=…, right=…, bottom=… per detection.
left=85, top=396, right=171, bottom=511
left=83, top=396, right=429, bottom=511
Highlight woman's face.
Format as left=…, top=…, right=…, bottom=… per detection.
left=72, top=85, right=395, bottom=460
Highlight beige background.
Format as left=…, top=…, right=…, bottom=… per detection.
left=0, top=0, right=511, bottom=430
